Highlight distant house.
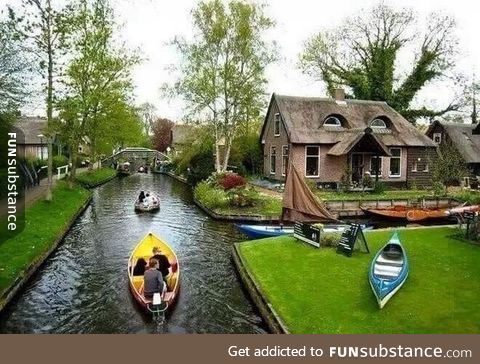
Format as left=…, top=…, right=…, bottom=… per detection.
left=14, top=116, right=49, bottom=160
left=170, top=124, right=194, bottom=154
left=260, top=90, right=437, bottom=189
left=426, top=120, right=480, bottom=176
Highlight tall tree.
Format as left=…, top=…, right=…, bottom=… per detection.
left=139, top=102, right=157, bottom=136
left=151, top=118, right=174, bottom=152
left=168, top=0, right=276, bottom=172
left=8, top=0, right=69, bottom=200
left=299, top=3, right=460, bottom=123
left=57, top=0, right=139, bottom=179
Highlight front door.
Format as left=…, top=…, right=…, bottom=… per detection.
left=351, top=154, right=364, bottom=183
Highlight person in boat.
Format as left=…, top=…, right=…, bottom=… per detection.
left=138, top=191, right=146, bottom=203
left=133, top=258, right=147, bottom=276
left=152, top=246, right=171, bottom=281
left=143, top=258, right=165, bottom=299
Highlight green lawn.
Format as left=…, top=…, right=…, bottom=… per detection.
left=315, top=189, right=436, bottom=201
left=238, top=227, right=480, bottom=333
left=215, top=196, right=282, bottom=217
left=75, top=167, right=117, bottom=188
left=0, top=182, right=91, bottom=299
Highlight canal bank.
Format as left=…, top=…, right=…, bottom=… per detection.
left=0, top=182, right=92, bottom=313
left=0, top=174, right=266, bottom=333
left=234, top=226, right=480, bottom=334
left=75, top=167, right=118, bottom=188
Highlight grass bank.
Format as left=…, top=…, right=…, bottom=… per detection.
left=0, top=182, right=91, bottom=304
left=315, top=189, right=436, bottom=201
left=75, top=167, right=117, bottom=188
left=237, top=227, right=480, bottom=333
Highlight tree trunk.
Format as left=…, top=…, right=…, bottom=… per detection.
left=45, top=19, right=54, bottom=202
left=221, top=136, right=233, bottom=172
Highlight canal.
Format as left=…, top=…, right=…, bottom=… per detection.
left=0, top=174, right=266, bottom=333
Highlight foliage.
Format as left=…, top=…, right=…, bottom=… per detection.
left=239, top=227, right=480, bottom=333
left=75, top=167, right=117, bottom=188
left=218, top=173, right=246, bottom=190
left=430, top=141, right=468, bottom=191
left=340, top=165, right=352, bottom=192
left=299, top=3, right=461, bottom=123
left=227, top=186, right=259, bottom=207
left=373, top=181, right=385, bottom=194
left=52, top=154, right=68, bottom=169
left=194, top=181, right=229, bottom=209
left=151, top=118, right=174, bottom=152
left=304, top=178, right=317, bottom=192
left=138, top=102, right=157, bottom=136
left=0, top=182, right=91, bottom=297
left=167, top=0, right=276, bottom=172
left=362, top=174, right=373, bottom=189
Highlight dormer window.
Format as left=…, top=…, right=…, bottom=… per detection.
left=274, top=113, right=281, bottom=136
left=324, top=116, right=342, bottom=127
left=370, top=118, right=387, bottom=129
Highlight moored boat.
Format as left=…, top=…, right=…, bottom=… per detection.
left=446, top=204, right=480, bottom=215
left=361, top=206, right=448, bottom=222
left=368, top=231, right=409, bottom=309
left=127, top=233, right=180, bottom=314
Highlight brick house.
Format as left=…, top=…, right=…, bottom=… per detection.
left=426, top=120, right=480, bottom=177
left=260, top=90, right=437, bottom=189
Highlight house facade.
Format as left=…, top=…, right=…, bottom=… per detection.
left=426, top=120, right=480, bottom=176
left=260, top=91, right=437, bottom=189
left=15, top=116, right=49, bottom=160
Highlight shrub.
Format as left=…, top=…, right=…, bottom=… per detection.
left=304, top=178, right=317, bottom=192
left=52, top=155, right=69, bottom=170
left=194, top=181, right=229, bottom=209
left=218, top=173, right=246, bottom=190
left=227, top=186, right=259, bottom=207
left=373, top=181, right=385, bottom=194
left=321, top=231, right=343, bottom=247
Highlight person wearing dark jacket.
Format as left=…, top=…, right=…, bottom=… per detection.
left=143, top=258, right=165, bottom=299
left=152, top=247, right=171, bottom=279
left=132, top=258, right=147, bottom=276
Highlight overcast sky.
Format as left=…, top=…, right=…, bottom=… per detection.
left=10, top=0, right=480, bottom=120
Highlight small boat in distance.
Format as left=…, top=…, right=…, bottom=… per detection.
left=134, top=193, right=160, bottom=212
left=369, top=232, right=409, bottom=309
left=127, top=233, right=180, bottom=314
left=361, top=205, right=448, bottom=222
left=236, top=223, right=372, bottom=240
left=118, top=162, right=132, bottom=176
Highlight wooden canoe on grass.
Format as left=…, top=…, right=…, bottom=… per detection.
left=127, top=233, right=180, bottom=314
left=361, top=206, right=448, bottom=222
left=368, top=232, right=409, bottom=309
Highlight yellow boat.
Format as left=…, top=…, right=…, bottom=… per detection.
left=127, top=233, right=180, bottom=314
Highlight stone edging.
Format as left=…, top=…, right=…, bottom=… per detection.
left=0, top=193, right=93, bottom=313
left=193, top=197, right=280, bottom=222
left=231, top=243, right=289, bottom=334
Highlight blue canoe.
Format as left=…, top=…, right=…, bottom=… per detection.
left=368, top=232, right=409, bottom=308
left=235, top=224, right=370, bottom=240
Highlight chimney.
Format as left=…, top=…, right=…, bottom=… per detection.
left=334, top=88, right=345, bottom=101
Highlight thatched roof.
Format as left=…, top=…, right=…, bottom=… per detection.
left=171, top=124, right=194, bottom=145
left=327, top=131, right=391, bottom=156
left=14, top=116, right=47, bottom=145
left=427, top=120, right=480, bottom=163
left=262, top=94, right=436, bottom=148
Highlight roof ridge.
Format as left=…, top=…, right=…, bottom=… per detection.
left=274, top=94, right=388, bottom=105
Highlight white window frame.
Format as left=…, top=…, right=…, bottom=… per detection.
left=370, top=118, right=387, bottom=129
left=423, top=162, right=429, bottom=172
left=305, top=145, right=320, bottom=178
left=389, top=148, right=402, bottom=177
left=281, top=145, right=289, bottom=176
left=269, top=146, right=276, bottom=174
left=324, top=116, right=342, bottom=127
left=411, top=159, right=417, bottom=172
left=274, top=113, right=281, bottom=136
left=433, top=133, right=442, bottom=144
left=369, top=156, right=382, bottom=177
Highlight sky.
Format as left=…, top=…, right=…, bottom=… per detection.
left=8, top=0, right=480, bottom=120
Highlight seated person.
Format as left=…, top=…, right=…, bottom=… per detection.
left=132, top=258, right=147, bottom=276
left=143, top=258, right=165, bottom=299
left=138, top=191, right=145, bottom=203
left=152, top=247, right=171, bottom=281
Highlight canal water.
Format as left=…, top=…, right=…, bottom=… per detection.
left=0, top=174, right=266, bottom=333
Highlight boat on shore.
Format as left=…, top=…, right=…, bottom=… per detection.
left=236, top=223, right=371, bottom=240
left=134, top=193, right=160, bottom=212
left=361, top=206, right=448, bottom=222
left=369, top=231, right=409, bottom=309
left=127, top=233, right=180, bottom=314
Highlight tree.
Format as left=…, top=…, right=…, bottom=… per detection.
left=8, top=0, right=69, bottom=200
left=57, top=0, right=140, bottom=179
left=431, top=141, right=468, bottom=194
left=0, top=21, right=31, bottom=112
left=151, top=118, right=174, bottom=152
left=168, top=0, right=276, bottom=172
left=299, top=3, right=460, bottom=123
left=139, top=102, right=157, bottom=136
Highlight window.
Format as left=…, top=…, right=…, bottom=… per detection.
left=370, top=118, right=387, bottom=128
left=433, top=133, right=442, bottom=144
left=412, top=160, right=417, bottom=172
left=36, top=146, right=48, bottom=160
left=282, top=145, right=289, bottom=176
left=423, top=163, right=429, bottom=172
left=389, top=148, right=401, bottom=177
left=305, top=146, right=320, bottom=177
left=370, top=156, right=382, bottom=176
left=270, top=146, right=276, bottom=174
left=274, top=113, right=281, bottom=136
left=324, top=116, right=342, bottom=127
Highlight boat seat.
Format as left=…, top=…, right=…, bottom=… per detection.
left=377, top=255, right=403, bottom=266
left=374, top=264, right=401, bottom=278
